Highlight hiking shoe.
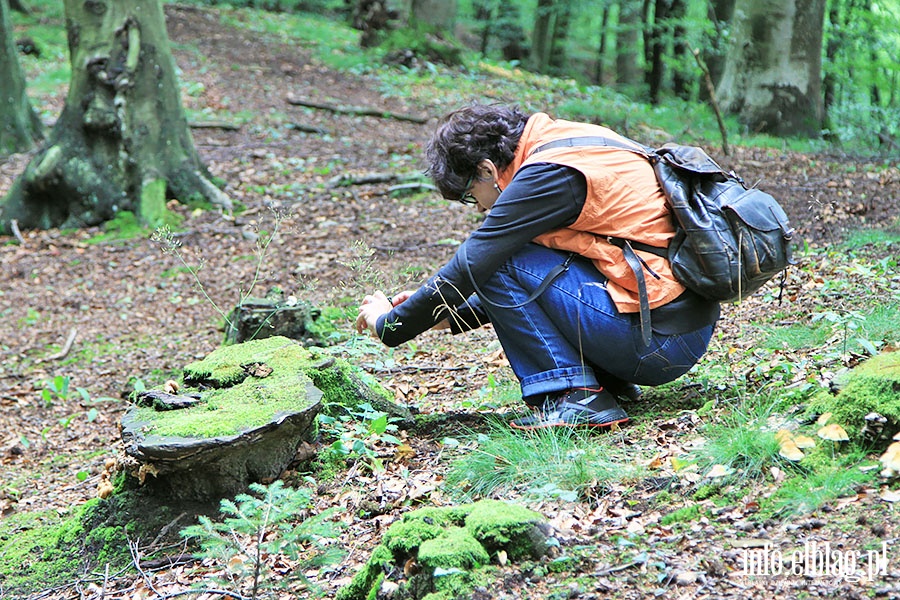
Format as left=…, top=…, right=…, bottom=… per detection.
left=511, top=388, right=630, bottom=430
left=603, top=380, right=643, bottom=402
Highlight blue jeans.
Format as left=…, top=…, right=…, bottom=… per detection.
left=476, top=244, right=715, bottom=400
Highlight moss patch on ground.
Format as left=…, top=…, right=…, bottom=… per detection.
left=807, top=351, right=900, bottom=441
left=336, top=500, right=548, bottom=600
left=0, top=484, right=188, bottom=596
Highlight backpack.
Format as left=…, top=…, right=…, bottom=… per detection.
left=531, top=136, right=796, bottom=303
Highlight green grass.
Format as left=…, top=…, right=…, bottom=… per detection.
left=444, top=421, right=643, bottom=502
left=691, top=392, right=796, bottom=484
left=767, top=463, right=875, bottom=517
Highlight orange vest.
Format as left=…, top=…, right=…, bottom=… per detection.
left=496, top=113, right=685, bottom=313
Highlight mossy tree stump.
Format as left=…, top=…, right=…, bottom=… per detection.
left=809, top=351, right=900, bottom=443
left=120, top=336, right=412, bottom=501
left=223, top=288, right=323, bottom=345
left=337, top=500, right=553, bottom=600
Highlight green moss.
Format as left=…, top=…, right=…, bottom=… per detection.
left=464, top=499, right=544, bottom=559
left=337, top=500, right=546, bottom=600
left=140, top=178, right=169, bottom=226
left=305, top=353, right=398, bottom=417
left=807, top=352, right=900, bottom=439
left=418, top=527, right=489, bottom=569
left=135, top=337, right=319, bottom=438
left=381, top=518, right=446, bottom=558
left=0, top=490, right=179, bottom=596
left=660, top=504, right=704, bottom=526
left=335, top=544, right=393, bottom=600
left=692, top=483, right=722, bottom=501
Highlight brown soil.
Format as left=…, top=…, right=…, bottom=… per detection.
left=1, top=5, right=899, bottom=600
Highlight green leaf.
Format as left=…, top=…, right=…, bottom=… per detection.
left=76, top=471, right=89, bottom=482
left=369, top=414, right=389, bottom=435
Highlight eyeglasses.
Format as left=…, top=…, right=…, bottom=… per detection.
left=458, top=174, right=478, bottom=205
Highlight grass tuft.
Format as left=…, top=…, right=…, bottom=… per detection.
left=444, top=420, right=643, bottom=502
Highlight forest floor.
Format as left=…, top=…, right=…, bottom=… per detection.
left=2, top=4, right=900, bottom=600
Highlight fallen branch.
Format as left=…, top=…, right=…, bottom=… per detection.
left=388, top=182, right=438, bottom=194
left=327, top=172, right=399, bottom=187
left=10, top=219, right=26, bottom=245
left=37, top=328, right=78, bottom=363
left=286, top=96, right=428, bottom=124
left=286, top=122, right=330, bottom=135
left=188, top=120, right=241, bottom=131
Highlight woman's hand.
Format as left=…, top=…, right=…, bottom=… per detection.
left=355, top=291, right=394, bottom=337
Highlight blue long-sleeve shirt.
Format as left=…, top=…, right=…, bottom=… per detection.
left=375, top=162, right=718, bottom=346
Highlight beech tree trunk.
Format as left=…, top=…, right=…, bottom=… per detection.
left=0, top=0, right=230, bottom=234
left=0, top=0, right=43, bottom=156
left=615, top=0, right=642, bottom=87
left=715, top=0, right=826, bottom=137
left=409, top=0, right=456, bottom=29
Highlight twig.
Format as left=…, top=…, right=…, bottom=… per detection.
left=189, top=120, right=241, bottom=131
left=327, top=172, right=400, bottom=187
left=101, top=563, right=109, bottom=600
left=129, top=538, right=162, bottom=598
left=286, top=122, right=330, bottom=135
left=286, top=96, right=428, bottom=124
left=388, top=182, right=438, bottom=194
left=149, top=512, right=189, bottom=548
left=690, top=46, right=730, bottom=156
left=36, top=328, right=78, bottom=363
left=10, top=219, right=26, bottom=245
left=156, top=589, right=249, bottom=600
left=593, top=559, right=644, bottom=577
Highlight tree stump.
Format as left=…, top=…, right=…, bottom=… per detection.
left=223, top=288, right=322, bottom=345
left=119, top=336, right=413, bottom=501
left=120, top=337, right=323, bottom=500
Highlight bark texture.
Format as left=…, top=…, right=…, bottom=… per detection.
left=0, top=0, right=43, bottom=156
left=715, top=0, right=826, bottom=137
left=0, top=0, right=229, bottom=234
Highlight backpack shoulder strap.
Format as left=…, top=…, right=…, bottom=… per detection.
left=529, top=135, right=656, bottom=160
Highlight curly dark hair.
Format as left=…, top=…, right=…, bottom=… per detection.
left=425, top=104, right=530, bottom=201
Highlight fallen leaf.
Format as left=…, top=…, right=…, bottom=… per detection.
left=706, top=464, right=731, bottom=478
left=881, top=489, right=900, bottom=503
left=497, top=550, right=508, bottom=566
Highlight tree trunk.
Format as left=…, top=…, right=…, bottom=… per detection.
left=473, top=0, right=493, bottom=55
left=715, top=0, right=826, bottom=137
left=647, top=0, right=669, bottom=104
left=822, top=0, right=841, bottom=127
left=615, top=0, right=642, bottom=88
left=704, top=0, right=736, bottom=90
left=0, top=0, right=230, bottom=234
left=670, top=0, right=689, bottom=99
left=547, top=0, right=571, bottom=73
left=0, top=0, right=43, bottom=156
left=594, top=5, right=610, bottom=84
left=531, top=0, right=554, bottom=73
left=410, top=0, right=456, bottom=29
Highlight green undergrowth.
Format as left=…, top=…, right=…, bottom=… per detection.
left=337, top=500, right=547, bottom=600
left=0, top=482, right=186, bottom=596
left=444, top=419, right=645, bottom=502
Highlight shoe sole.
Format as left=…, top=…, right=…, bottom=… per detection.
left=509, top=416, right=630, bottom=431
